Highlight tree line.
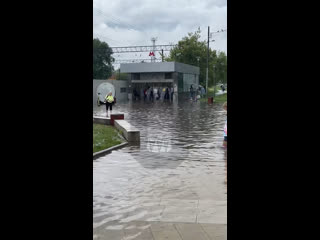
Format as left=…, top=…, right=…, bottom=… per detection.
left=93, top=38, right=114, bottom=79
left=164, top=28, right=227, bottom=86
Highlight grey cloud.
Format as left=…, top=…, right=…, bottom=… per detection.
left=205, top=0, right=227, bottom=8
left=95, top=0, right=218, bottom=31
left=108, top=8, right=211, bottom=32
left=93, top=0, right=226, bottom=52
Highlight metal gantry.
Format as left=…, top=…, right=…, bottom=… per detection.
left=111, top=45, right=176, bottom=53
left=114, top=59, right=162, bottom=64
left=111, top=28, right=226, bottom=64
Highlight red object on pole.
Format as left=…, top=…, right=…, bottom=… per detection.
left=208, top=97, right=214, bottom=104
left=149, top=51, right=155, bottom=56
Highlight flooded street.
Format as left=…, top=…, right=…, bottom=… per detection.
left=93, top=100, right=227, bottom=239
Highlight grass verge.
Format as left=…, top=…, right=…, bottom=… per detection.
left=93, top=124, right=123, bottom=153
left=213, top=93, right=227, bottom=103
left=199, top=93, right=227, bottom=103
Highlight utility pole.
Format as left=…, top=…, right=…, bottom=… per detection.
left=151, top=37, right=157, bottom=62
left=206, top=26, right=209, bottom=97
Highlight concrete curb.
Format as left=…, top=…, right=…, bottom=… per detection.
left=114, top=120, right=140, bottom=143
left=93, top=116, right=111, bottom=125
left=93, top=141, right=128, bottom=160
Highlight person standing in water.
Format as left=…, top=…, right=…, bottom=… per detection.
left=158, top=87, right=161, bottom=100
left=165, top=87, right=169, bottom=100
left=154, top=87, right=158, bottom=100
left=190, top=85, right=194, bottom=100
left=143, top=88, right=147, bottom=101
left=222, top=101, right=227, bottom=184
left=150, top=87, right=154, bottom=101
left=162, top=87, right=166, bottom=100
left=201, top=86, right=206, bottom=97
left=170, top=86, right=174, bottom=101
left=105, top=92, right=114, bottom=117
left=222, top=102, right=227, bottom=147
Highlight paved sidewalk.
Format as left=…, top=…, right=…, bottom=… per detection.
left=93, top=199, right=227, bottom=239
left=215, top=90, right=227, bottom=96
left=93, top=221, right=227, bottom=240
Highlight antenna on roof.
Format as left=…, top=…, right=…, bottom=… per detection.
left=150, top=37, right=157, bottom=62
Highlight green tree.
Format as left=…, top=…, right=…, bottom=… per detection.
left=165, top=29, right=226, bottom=87
left=215, top=52, right=227, bottom=85
left=113, top=68, right=128, bottom=80
left=93, top=38, right=114, bottom=79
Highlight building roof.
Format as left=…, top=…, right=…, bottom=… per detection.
left=120, top=62, right=199, bottom=75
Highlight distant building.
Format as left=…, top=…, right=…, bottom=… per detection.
left=120, top=62, right=199, bottom=100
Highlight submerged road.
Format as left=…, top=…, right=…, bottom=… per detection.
left=93, top=100, right=227, bottom=239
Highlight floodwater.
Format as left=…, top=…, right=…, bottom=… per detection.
left=93, top=99, right=227, bottom=233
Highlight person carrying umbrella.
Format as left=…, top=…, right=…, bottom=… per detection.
left=105, top=92, right=114, bottom=117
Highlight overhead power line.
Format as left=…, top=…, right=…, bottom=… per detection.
left=210, top=29, right=227, bottom=38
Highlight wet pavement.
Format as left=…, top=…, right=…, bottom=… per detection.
left=216, top=90, right=227, bottom=96
left=93, top=99, right=227, bottom=239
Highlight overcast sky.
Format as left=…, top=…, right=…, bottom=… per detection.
left=93, top=0, right=227, bottom=68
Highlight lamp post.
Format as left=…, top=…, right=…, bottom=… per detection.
left=196, top=57, right=200, bottom=87
left=206, top=26, right=209, bottom=97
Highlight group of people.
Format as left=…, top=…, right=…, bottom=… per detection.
left=102, top=90, right=227, bottom=149
left=103, top=90, right=226, bottom=174
left=133, top=86, right=174, bottom=102
left=189, top=85, right=206, bottom=101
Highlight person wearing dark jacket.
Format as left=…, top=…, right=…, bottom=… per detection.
left=165, top=88, right=169, bottom=100
left=190, top=85, right=194, bottom=100
left=150, top=87, right=154, bottom=101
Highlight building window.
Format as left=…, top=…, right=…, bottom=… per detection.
left=132, top=73, right=140, bottom=80
left=120, top=88, right=126, bottom=93
left=165, top=72, right=172, bottom=79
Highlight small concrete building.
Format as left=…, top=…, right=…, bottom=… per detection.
left=120, top=62, right=199, bottom=100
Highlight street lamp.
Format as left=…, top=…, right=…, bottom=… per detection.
left=196, top=57, right=200, bottom=80
left=196, top=57, right=200, bottom=91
